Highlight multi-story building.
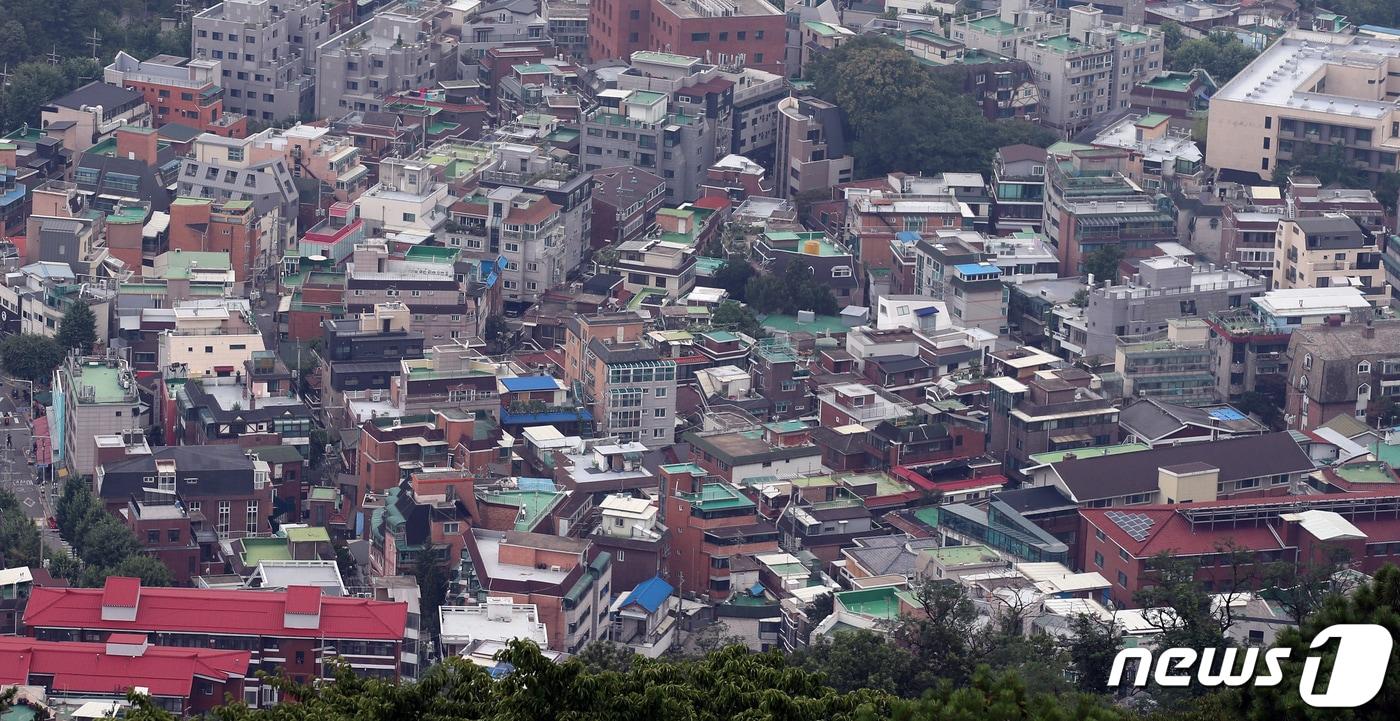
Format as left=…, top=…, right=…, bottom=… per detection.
left=1114, top=320, right=1217, bottom=407
left=480, top=186, right=567, bottom=301
left=1273, top=214, right=1385, bottom=305
left=1207, top=30, right=1400, bottom=184
left=354, top=411, right=499, bottom=515
left=314, top=5, right=459, bottom=119
left=167, top=351, right=312, bottom=451
left=344, top=241, right=472, bottom=344
left=774, top=96, right=853, bottom=199
left=1206, top=286, right=1373, bottom=402
left=562, top=312, right=678, bottom=447
left=104, top=52, right=247, bottom=137
left=724, top=66, right=785, bottom=159
left=191, top=0, right=332, bottom=123
left=911, top=231, right=983, bottom=301
left=176, top=131, right=300, bottom=246
left=988, top=369, right=1120, bottom=477
left=355, top=155, right=452, bottom=237
left=614, top=236, right=699, bottom=301
left=167, top=197, right=266, bottom=283
left=589, top=0, right=786, bottom=75
left=266, top=124, right=372, bottom=204
left=752, top=230, right=858, bottom=308
left=40, top=82, right=151, bottom=154
left=475, top=141, right=593, bottom=292
left=991, top=144, right=1047, bottom=234
left=460, top=528, right=612, bottom=653
left=55, top=354, right=148, bottom=479
left=950, top=0, right=1065, bottom=58
left=1081, top=256, right=1265, bottom=358
left=24, top=577, right=412, bottom=691
left=844, top=176, right=970, bottom=274
left=1016, top=7, right=1163, bottom=135
left=590, top=166, right=665, bottom=248
left=580, top=57, right=729, bottom=204
left=97, top=444, right=275, bottom=540
left=545, top=0, right=591, bottom=60
left=657, top=463, right=780, bottom=601
left=1043, top=148, right=1176, bottom=276
left=1286, top=321, right=1400, bottom=430
left=1089, top=112, right=1204, bottom=192
left=684, top=423, right=824, bottom=485
left=1221, top=203, right=1282, bottom=284
left=321, top=303, right=426, bottom=417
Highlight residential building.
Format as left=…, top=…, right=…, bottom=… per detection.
left=1089, top=113, right=1204, bottom=192
left=40, top=82, right=151, bottom=155
left=1082, top=256, right=1265, bottom=358
left=724, top=65, right=786, bottom=158
left=438, top=598, right=549, bottom=658
left=355, top=155, right=452, bottom=237
left=987, top=369, right=1120, bottom=477
left=950, top=0, right=1065, bottom=58
left=773, top=96, right=853, bottom=199
left=365, top=480, right=472, bottom=577
left=589, top=0, right=787, bottom=75
left=176, top=131, right=300, bottom=247
left=1080, top=493, right=1400, bottom=608
left=72, top=126, right=180, bottom=215
left=991, top=144, right=1047, bottom=234
left=354, top=411, right=500, bottom=514
left=562, top=313, right=678, bottom=446
left=167, top=353, right=312, bottom=451
left=1273, top=214, right=1385, bottom=305
left=917, top=44, right=1042, bottom=123
left=266, top=124, right=372, bottom=204
left=344, top=241, right=472, bottom=344
left=459, top=529, right=612, bottom=653
left=99, top=443, right=275, bottom=543
left=1114, top=320, right=1218, bottom=406
left=1043, top=147, right=1176, bottom=276
left=0, top=636, right=250, bottom=715
left=846, top=177, right=970, bottom=275
left=1118, top=398, right=1269, bottom=447
left=1205, top=287, right=1373, bottom=402
left=587, top=494, right=667, bottom=591
left=24, top=577, right=412, bottom=690
left=684, top=423, right=824, bottom=485
left=104, top=52, right=247, bottom=137
left=1130, top=70, right=1213, bottom=118
left=1207, top=30, right=1400, bottom=183
left=752, top=230, right=858, bottom=307
left=191, top=0, right=332, bottom=123
left=590, top=166, right=665, bottom=248
left=55, top=354, right=148, bottom=479
left=657, top=463, right=781, bottom=601
left=1286, top=321, right=1400, bottom=430
left=314, top=5, right=459, bottom=119
left=545, top=0, right=591, bottom=60
left=1015, top=6, right=1164, bottom=135
left=167, top=198, right=266, bottom=283
left=614, top=236, right=698, bottom=301
left=608, top=575, right=678, bottom=657
left=320, top=303, right=426, bottom=417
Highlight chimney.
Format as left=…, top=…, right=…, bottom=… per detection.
left=1363, top=320, right=1375, bottom=339
left=116, top=126, right=160, bottom=167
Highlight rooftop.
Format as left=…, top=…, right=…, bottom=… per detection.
left=1216, top=31, right=1400, bottom=119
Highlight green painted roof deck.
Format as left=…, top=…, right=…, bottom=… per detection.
left=683, top=483, right=754, bottom=511
left=924, top=543, right=1001, bottom=566
left=405, top=245, right=458, bottom=262
left=160, top=250, right=230, bottom=279
left=658, top=207, right=694, bottom=219
left=427, top=121, right=460, bottom=135
left=284, top=526, right=331, bottom=544
left=513, top=63, right=553, bottom=74
left=660, top=462, right=708, bottom=476
left=1040, top=35, right=1084, bottom=52
left=761, top=313, right=848, bottom=336
left=1332, top=462, right=1396, bottom=485
left=407, top=366, right=493, bottom=380
left=4, top=127, right=43, bottom=142
left=1141, top=73, right=1195, bottom=92
left=804, top=20, right=839, bottom=36
left=632, top=50, right=699, bottom=66
left=764, top=419, right=809, bottom=434
left=479, top=489, right=566, bottom=531
left=837, top=586, right=915, bottom=620
left=959, top=50, right=1004, bottom=64
left=1116, top=29, right=1150, bottom=43
left=700, top=330, right=738, bottom=343
left=766, top=561, right=810, bottom=577
left=308, top=486, right=339, bottom=502
left=967, top=15, right=1019, bottom=34
left=70, top=363, right=131, bottom=404
left=1027, top=442, right=1150, bottom=466
left=107, top=206, right=148, bottom=224
left=1135, top=113, right=1170, bottom=128
left=629, top=90, right=667, bottom=106
left=240, top=537, right=292, bottom=567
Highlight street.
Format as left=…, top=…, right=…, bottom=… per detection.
left=0, top=376, right=64, bottom=554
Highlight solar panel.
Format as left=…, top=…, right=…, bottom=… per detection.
left=1105, top=511, right=1155, bottom=541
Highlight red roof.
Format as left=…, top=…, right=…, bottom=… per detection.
left=0, top=637, right=249, bottom=698
left=284, top=585, right=322, bottom=616
left=929, top=476, right=1009, bottom=494
left=102, top=576, right=141, bottom=608
left=692, top=196, right=730, bottom=211
left=25, top=579, right=407, bottom=642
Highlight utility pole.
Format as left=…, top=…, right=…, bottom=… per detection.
left=87, top=29, right=102, bottom=61
left=47, top=46, right=62, bottom=66
left=175, top=0, right=194, bottom=25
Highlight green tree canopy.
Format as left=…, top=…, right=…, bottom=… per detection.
left=1167, top=31, right=1260, bottom=83
left=56, top=302, right=97, bottom=355
left=744, top=260, right=840, bottom=316
left=1081, top=245, right=1125, bottom=284
left=0, top=333, right=64, bottom=384
left=711, top=301, right=764, bottom=338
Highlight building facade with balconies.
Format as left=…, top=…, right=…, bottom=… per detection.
left=191, top=0, right=330, bottom=123
left=104, top=52, right=247, bottom=137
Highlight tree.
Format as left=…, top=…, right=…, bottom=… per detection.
left=113, top=554, right=174, bottom=587
left=711, top=258, right=755, bottom=300
left=797, top=629, right=919, bottom=696
left=0, top=490, right=43, bottom=568
left=79, top=521, right=140, bottom=570
left=688, top=619, right=747, bottom=655
left=890, top=578, right=980, bottom=688
left=56, top=302, right=97, bottom=355
left=711, top=301, right=763, bottom=338
left=483, top=315, right=510, bottom=351
left=1065, top=613, right=1124, bottom=694
left=1081, top=245, right=1125, bottom=284
left=573, top=640, right=638, bottom=674
left=1167, top=32, right=1259, bottom=84
left=0, top=334, right=64, bottom=384
left=872, top=666, right=1133, bottom=721
left=1261, top=544, right=1356, bottom=623
left=414, top=544, right=448, bottom=638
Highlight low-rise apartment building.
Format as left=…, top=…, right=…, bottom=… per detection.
left=1273, top=214, right=1385, bottom=305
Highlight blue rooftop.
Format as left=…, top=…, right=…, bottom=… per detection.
left=501, top=375, right=562, bottom=392
left=895, top=230, right=921, bottom=243
left=620, top=575, right=674, bottom=614
left=954, top=262, right=1002, bottom=278
left=500, top=408, right=593, bottom=424
left=915, top=306, right=940, bottom=317
left=1208, top=408, right=1247, bottom=421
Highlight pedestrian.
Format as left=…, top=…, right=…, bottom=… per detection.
left=5, top=433, right=10, bottom=449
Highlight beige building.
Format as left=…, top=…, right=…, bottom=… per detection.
left=1273, top=214, right=1386, bottom=304
left=774, top=96, right=853, bottom=198
left=157, top=301, right=267, bottom=377
left=1207, top=30, right=1400, bottom=182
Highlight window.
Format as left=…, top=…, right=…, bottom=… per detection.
left=442, top=522, right=460, bottom=534
left=403, top=212, right=416, bottom=222
left=1093, top=551, right=1104, bottom=568
left=654, top=408, right=666, bottom=418
left=1359, top=360, right=1371, bottom=374
left=1117, top=571, right=1129, bottom=587
left=652, top=427, right=667, bottom=439
left=691, top=32, right=710, bottom=42
left=218, top=501, right=231, bottom=534
left=654, top=387, right=667, bottom=398
left=168, top=529, right=179, bottom=542
left=246, top=501, right=259, bottom=534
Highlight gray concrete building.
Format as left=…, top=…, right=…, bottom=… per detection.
left=315, top=6, right=460, bottom=120
left=1083, top=256, right=1265, bottom=359
left=176, top=131, right=300, bottom=244
left=192, top=0, right=331, bottom=123
left=57, top=354, right=148, bottom=479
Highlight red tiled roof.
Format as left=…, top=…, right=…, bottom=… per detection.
left=0, top=637, right=249, bottom=698
left=25, top=580, right=407, bottom=641
left=929, top=476, right=1008, bottom=494
left=692, top=196, right=729, bottom=211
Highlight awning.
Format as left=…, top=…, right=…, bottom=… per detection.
left=1050, top=432, right=1094, bottom=445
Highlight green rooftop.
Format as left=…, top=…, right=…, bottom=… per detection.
left=660, top=462, right=708, bottom=476
left=308, top=486, right=338, bottom=502
left=836, top=586, right=916, bottom=620
left=632, top=50, right=699, bottom=67
left=761, top=313, right=848, bottom=336
left=1141, top=73, right=1195, bottom=92
left=4, top=126, right=44, bottom=142
left=405, top=245, right=458, bottom=262
left=1332, top=462, right=1396, bottom=485
left=284, top=526, right=331, bottom=544
left=804, top=21, right=839, bottom=36
left=513, top=63, right=553, bottom=74
left=764, top=420, right=809, bottom=434
left=157, top=250, right=231, bottom=279
left=703, top=330, right=739, bottom=343
left=87, top=135, right=171, bottom=157
left=683, top=483, right=754, bottom=512
left=1040, top=34, right=1084, bottom=52
left=69, top=363, right=133, bottom=404
left=240, top=537, right=292, bottom=567
left=1117, top=29, right=1150, bottom=43
left=1135, top=113, right=1170, bottom=128
left=479, top=489, right=566, bottom=531
left=106, top=205, right=148, bottom=224
left=966, top=15, right=1019, bottom=34
left=1026, top=442, right=1150, bottom=467
left=629, top=90, right=667, bottom=106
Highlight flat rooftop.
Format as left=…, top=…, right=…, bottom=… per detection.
left=1216, top=31, right=1400, bottom=119
left=658, top=0, right=781, bottom=19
